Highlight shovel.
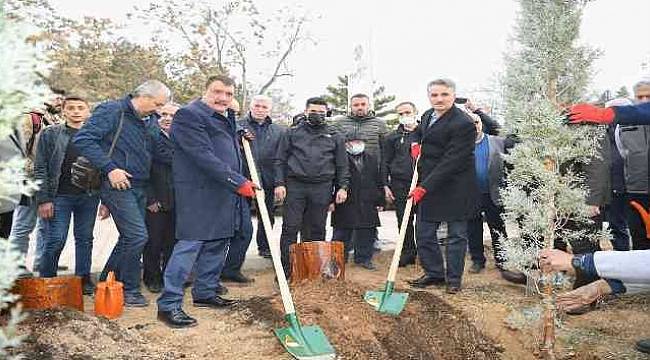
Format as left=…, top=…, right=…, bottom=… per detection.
left=363, top=158, right=420, bottom=315
left=242, top=138, right=336, bottom=360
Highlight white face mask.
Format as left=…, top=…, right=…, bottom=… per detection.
left=346, top=141, right=365, bottom=156
left=399, top=115, right=417, bottom=126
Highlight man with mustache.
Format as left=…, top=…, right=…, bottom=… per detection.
left=407, top=78, right=479, bottom=294
left=157, top=75, right=255, bottom=328
left=74, top=80, right=172, bottom=307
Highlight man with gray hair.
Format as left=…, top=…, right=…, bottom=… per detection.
left=614, top=80, right=650, bottom=251
left=74, top=79, right=171, bottom=306
left=407, top=78, right=479, bottom=294
left=231, top=95, right=286, bottom=262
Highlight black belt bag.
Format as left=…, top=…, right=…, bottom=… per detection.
left=71, top=111, right=124, bottom=192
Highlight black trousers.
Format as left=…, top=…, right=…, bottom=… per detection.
left=391, top=180, right=416, bottom=263
left=467, top=193, right=507, bottom=268
left=0, top=211, right=13, bottom=239
left=143, top=210, right=176, bottom=284
left=255, top=185, right=275, bottom=253
left=280, top=179, right=332, bottom=277
left=625, top=193, right=650, bottom=250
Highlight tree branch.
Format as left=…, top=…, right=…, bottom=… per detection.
left=257, top=18, right=304, bottom=95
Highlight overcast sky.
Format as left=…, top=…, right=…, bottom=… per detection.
left=50, top=0, right=650, bottom=112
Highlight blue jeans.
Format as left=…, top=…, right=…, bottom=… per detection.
left=157, top=238, right=230, bottom=312
left=332, top=228, right=375, bottom=264
left=416, top=217, right=468, bottom=287
left=605, top=191, right=630, bottom=251
left=9, top=201, right=47, bottom=268
left=100, top=185, right=147, bottom=295
left=40, top=194, right=99, bottom=277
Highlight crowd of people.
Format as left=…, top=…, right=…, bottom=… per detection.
left=0, top=74, right=648, bottom=353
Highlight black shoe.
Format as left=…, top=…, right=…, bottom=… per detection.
left=82, top=276, right=96, bottom=296
left=398, top=258, right=416, bottom=268
left=357, top=261, right=377, bottom=271
left=408, top=275, right=445, bottom=288
left=500, top=270, right=527, bottom=285
left=193, top=295, right=237, bottom=308
left=468, top=263, right=485, bottom=274
left=216, top=284, right=228, bottom=296
left=446, top=285, right=461, bottom=294
left=145, top=280, right=163, bottom=294
left=221, top=272, right=254, bottom=284
left=157, top=309, right=197, bottom=328
left=635, top=339, right=650, bottom=354
left=258, top=249, right=272, bottom=259
left=124, top=292, right=149, bottom=307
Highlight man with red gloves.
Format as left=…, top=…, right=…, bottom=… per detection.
left=157, top=75, right=258, bottom=328
left=569, top=100, right=650, bottom=126
left=406, top=79, right=479, bottom=294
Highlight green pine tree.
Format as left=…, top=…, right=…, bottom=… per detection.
left=615, top=86, right=630, bottom=99
left=500, top=0, right=604, bottom=357
left=0, top=3, right=48, bottom=356
left=322, top=75, right=395, bottom=116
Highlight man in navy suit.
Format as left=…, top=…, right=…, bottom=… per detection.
left=157, top=75, right=257, bottom=328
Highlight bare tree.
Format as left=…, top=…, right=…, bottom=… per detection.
left=135, top=0, right=313, bottom=108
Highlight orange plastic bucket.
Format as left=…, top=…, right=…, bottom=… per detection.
left=94, top=272, right=124, bottom=319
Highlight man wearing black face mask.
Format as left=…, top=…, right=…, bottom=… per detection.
left=274, top=97, right=351, bottom=278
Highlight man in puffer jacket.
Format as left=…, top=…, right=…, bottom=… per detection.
left=332, top=94, right=390, bottom=250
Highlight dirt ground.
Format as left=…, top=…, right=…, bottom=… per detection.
left=11, top=251, right=650, bottom=360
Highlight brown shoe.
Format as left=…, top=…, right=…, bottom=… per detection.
left=500, top=270, right=527, bottom=285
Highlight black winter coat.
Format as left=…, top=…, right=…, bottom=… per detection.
left=415, top=106, right=479, bottom=222
left=147, top=131, right=174, bottom=210
left=331, top=153, right=384, bottom=229
left=274, top=123, right=350, bottom=189
left=238, top=114, right=286, bottom=189
left=383, top=125, right=417, bottom=185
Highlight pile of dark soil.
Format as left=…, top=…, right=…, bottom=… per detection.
left=12, top=309, right=180, bottom=360
left=239, top=280, right=503, bottom=360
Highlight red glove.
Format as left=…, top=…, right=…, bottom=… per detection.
left=410, top=143, right=421, bottom=159
left=408, top=186, right=427, bottom=205
left=569, top=103, right=615, bottom=124
left=236, top=180, right=257, bottom=198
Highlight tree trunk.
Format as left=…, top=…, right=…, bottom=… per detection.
left=289, top=241, right=346, bottom=283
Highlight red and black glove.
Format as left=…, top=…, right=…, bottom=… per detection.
left=410, top=143, right=421, bottom=160
left=236, top=180, right=257, bottom=198
left=568, top=103, right=615, bottom=124
left=408, top=186, right=427, bottom=205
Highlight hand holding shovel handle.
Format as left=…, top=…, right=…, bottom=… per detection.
left=241, top=138, right=335, bottom=360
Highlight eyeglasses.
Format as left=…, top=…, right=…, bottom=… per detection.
left=397, top=111, right=413, bottom=116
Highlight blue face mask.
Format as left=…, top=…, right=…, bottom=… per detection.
left=346, top=141, right=365, bottom=155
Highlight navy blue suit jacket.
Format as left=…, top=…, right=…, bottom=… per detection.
left=171, top=99, right=248, bottom=241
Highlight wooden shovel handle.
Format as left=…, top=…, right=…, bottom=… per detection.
left=242, top=138, right=296, bottom=315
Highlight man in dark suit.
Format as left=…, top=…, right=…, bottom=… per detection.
left=407, top=78, right=479, bottom=294
left=156, top=75, right=257, bottom=328
left=143, top=102, right=179, bottom=293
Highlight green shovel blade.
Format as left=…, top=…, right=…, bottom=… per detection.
left=364, top=281, right=409, bottom=316
left=274, top=314, right=336, bottom=360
